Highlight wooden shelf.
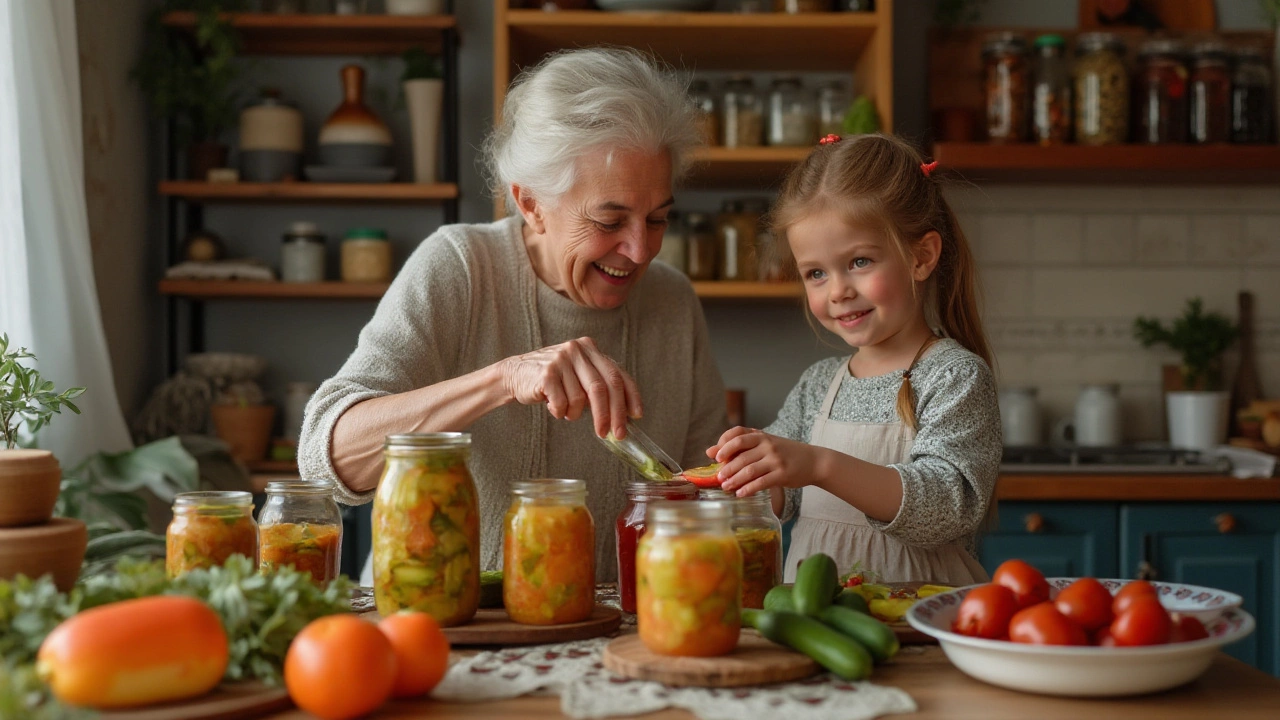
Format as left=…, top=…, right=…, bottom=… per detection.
left=691, top=281, right=802, bottom=299
left=686, top=146, right=811, bottom=188
left=158, top=181, right=459, bottom=204
left=162, top=12, right=454, bottom=55
left=159, top=280, right=388, bottom=300
left=932, top=143, right=1280, bottom=184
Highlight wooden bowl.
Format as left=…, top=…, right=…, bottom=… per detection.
left=0, top=517, right=88, bottom=591
left=0, top=449, right=62, bottom=527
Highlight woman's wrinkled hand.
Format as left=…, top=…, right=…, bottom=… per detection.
left=499, top=337, right=642, bottom=438
left=708, top=426, right=819, bottom=497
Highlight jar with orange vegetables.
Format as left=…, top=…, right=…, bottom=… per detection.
left=503, top=478, right=595, bottom=625
left=615, top=480, right=700, bottom=614
left=372, top=433, right=480, bottom=626
left=257, top=481, right=343, bottom=584
left=699, top=487, right=782, bottom=609
left=166, top=491, right=257, bottom=578
left=636, top=500, right=741, bottom=656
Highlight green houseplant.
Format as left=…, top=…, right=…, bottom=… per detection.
left=401, top=47, right=444, bottom=183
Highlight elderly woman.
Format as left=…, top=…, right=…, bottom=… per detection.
left=298, top=48, right=727, bottom=583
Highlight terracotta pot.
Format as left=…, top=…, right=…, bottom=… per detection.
left=0, top=449, right=62, bottom=527
left=0, top=517, right=88, bottom=591
left=211, top=404, right=276, bottom=463
left=187, top=141, right=229, bottom=181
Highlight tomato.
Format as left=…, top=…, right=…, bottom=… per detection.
left=1110, top=596, right=1172, bottom=647
left=379, top=612, right=451, bottom=698
left=285, top=615, right=397, bottom=720
left=992, top=559, right=1050, bottom=610
left=1092, top=625, right=1117, bottom=647
left=1053, top=577, right=1114, bottom=633
left=1112, top=580, right=1158, bottom=616
left=1169, top=613, right=1209, bottom=643
left=1008, top=603, right=1088, bottom=646
left=952, top=584, right=1019, bottom=639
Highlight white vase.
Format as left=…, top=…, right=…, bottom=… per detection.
left=404, top=78, right=444, bottom=184
left=1166, top=391, right=1230, bottom=451
left=385, top=0, right=444, bottom=14
left=998, top=387, right=1041, bottom=447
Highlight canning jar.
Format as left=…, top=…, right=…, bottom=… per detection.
left=372, top=433, right=480, bottom=625
left=1188, top=41, right=1230, bottom=144
left=1232, top=47, right=1273, bottom=144
left=1031, top=34, right=1071, bottom=145
left=257, top=481, right=343, bottom=584
left=698, top=488, right=782, bottom=609
left=774, top=0, right=832, bottom=10
left=636, top=500, right=741, bottom=656
left=341, top=227, right=392, bottom=283
left=722, top=76, right=764, bottom=148
left=654, top=210, right=686, bottom=273
left=689, top=79, right=719, bottom=146
left=1136, top=39, right=1188, bottom=144
left=983, top=32, right=1029, bottom=143
left=1074, top=33, right=1129, bottom=145
left=817, top=80, right=851, bottom=137
left=684, top=212, right=718, bottom=281
left=166, top=491, right=257, bottom=578
left=717, top=199, right=759, bottom=281
left=503, top=479, right=595, bottom=625
left=767, top=76, right=817, bottom=147
left=281, top=221, right=326, bottom=283
left=615, top=481, right=699, bottom=614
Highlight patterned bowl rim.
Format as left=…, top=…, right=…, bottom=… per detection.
left=1044, top=578, right=1244, bottom=611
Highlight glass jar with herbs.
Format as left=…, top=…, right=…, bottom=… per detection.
left=1136, top=38, right=1188, bottom=144
left=684, top=211, right=718, bottom=281
left=1188, top=41, right=1231, bottom=144
left=1231, top=47, right=1273, bottom=144
left=716, top=200, right=758, bottom=281
left=1074, top=32, right=1129, bottom=145
left=983, top=32, right=1029, bottom=142
left=1031, top=34, right=1071, bottom=145
left=817, top=80, right=852, bottom=137
left=722, top=76, right=764, bottom=148
left=689, top=79, right=719, bottom=146
left=767, top=76, right=816, bottom=146
left=257, top=481, right=343, bottom=585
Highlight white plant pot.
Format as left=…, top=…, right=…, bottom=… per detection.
left=385, top=0, right=444, bottom=14
left=404, top=78, right=444, bottom=184
left=1166, top=391, right=1230, bottom=451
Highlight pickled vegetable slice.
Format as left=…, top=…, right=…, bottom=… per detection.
left=637, top=534, right=741, bottom=656
left=166, top=512, right=257, bottom=579
left=677, top=463, right=722, bottom=489
left=737, top=527, right=781, bottom=609
left=259, top=523, right=341, bottom=584
left=503, top=503, right=595, bottom=625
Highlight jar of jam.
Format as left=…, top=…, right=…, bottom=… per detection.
left=341, top=227, right=392, bottom=283
left=1188, top=41, right=1230, bottom=144
left=983, top=32, right=1029, bottom=143
left=698, top=488, right=782, bottom=609
left=1074, top=32, right=1129, bottom=145
left=684, top=211, right=718, bottom=281
left=1231, top=46, right=1273, bottom=144
left=503, top=478, right=595, bottom=625
left=257, top=481, right=343, bottom=584
left=166, top=491, right=257, bottom=578
left=1136, top=38, right=1188, bottom=144
left=615, top=481, right=699, bottom=614
left=372, top=433, right=480, bottom=625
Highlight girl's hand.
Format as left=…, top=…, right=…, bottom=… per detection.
left=499, top=337, right=642, bottom=439
left=710, top=427, right=820, bottom=497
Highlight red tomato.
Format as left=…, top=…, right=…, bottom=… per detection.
left=992, top=559, right=1051, bottom=610
left=1110, top=596, right=1172, bottom=646
left=1092, top=625, right=1117, bottom=647
left=1112, top=580, right=1159, bottom=615
left=1008, top=603, right=1088, bottom=646
left=1169, top=613, right=1209, bottom=643
left=952, top=584, right=1020, bottom=639
left=1053, top=577, right=1114, bottom=633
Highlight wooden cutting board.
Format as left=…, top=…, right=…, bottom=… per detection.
left=360, top=604, right=623, bottom=646
left=99, top=682, right=291, bottom=720
left=603, top=630, right=819, bottom=688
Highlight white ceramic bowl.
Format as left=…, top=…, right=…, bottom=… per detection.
left=906, top=583, right=1255, bottom=697
left=1047, top=577, right=1243, bottom=625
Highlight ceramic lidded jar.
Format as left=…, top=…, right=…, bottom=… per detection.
left=318, top=65, right=392, bottom=168
left=239, top=88, right=304, bottom=182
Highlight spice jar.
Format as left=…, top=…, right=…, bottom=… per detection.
left=341, top=227, right=392, bottom=283
left=774, top=0, right=832, bottom=11
left=1136, top=38, right=1188, bottom=144
left=817, top=80, right=852, bottom=137
left=1189, top=41, right=1230, bottom=144
left=767, top=76, right=817, bottom=147
left=636, top=500, right=741, bottom=656
left=166, top=491, right=257, bottom=578
left=654, top=210, right=686, bottom=273
left=983, top=32, right=1029, bottom=143
left=257, top=481, right=343, bottom=584
left=373, top=433, right=480, bottom=625
left=716, top=199, right=759, bottom=281
left=689, top=79, right=719, bottom=146
left=1232, top=47, right=1273, bottom=144
left=684, top=212, right=718, bottom=281
left=615, top=481, right=699, bottom=614
left=698, top=488, right=783, bottom=610
left=281, top=221, right=326, bottom=283
left=1031, top=34, right=1071, bottom=145
left=503, top=479, right=595, bottom=625
left=1074, top=32, right=1129, bottom=145
left=722, top=76, right=764, bottom=148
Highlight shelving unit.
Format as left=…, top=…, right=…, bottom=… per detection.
left=163, top=11, right=455, bottom=55
left=159, top=180, right=458, bottom=203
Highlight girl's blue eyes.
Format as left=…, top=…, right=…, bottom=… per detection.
left=852, top=257, right=871, bottom=269
left=805, top=258, right=870, bottom=280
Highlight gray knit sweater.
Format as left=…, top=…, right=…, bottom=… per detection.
left=298, top=216, right=728, bottom=581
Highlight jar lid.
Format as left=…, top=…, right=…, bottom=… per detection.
left=982, top=32, right=1027, bottom=55
left=265, top=480, right=332, bottom=496
left=1033, top=34, right=1065, bottom=48
left=1076, top=32, right=1125, bottom=54
left=1139, top=38, right=1186, bottom=57
left=346, top=227, right=388, bottom=241
left=684, top=211, right=712, bottom=226
left=289, top=221, right=320, bottom=236
left=725, top=75, right=755, bottom=87
left=512, top=478, right=586, bottom=498
left=173, top=490, right=253, bottom=509
left=1191, top=40, right=1228, bottom=58
left=385, top=432, right=470, bottom=448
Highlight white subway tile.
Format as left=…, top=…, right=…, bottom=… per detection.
left=1078, top=351, right=1163, bottom=385
left=1188, top=214, right=1246, bottom=265
left=1136, top=214, right=1190, bottom=265
left=1084, top=215, right=1138, bottom=266
left=1031, top=214, right=1083, bottom=265
left=981, top=269, right=1033, bottom=318
left=1120, top=385, right=1166, bottom=442
left=976, top=214, right=1032, bottom=265
left=1244, top=215, right=1280, bottom=266
left=1243, top=270, right=1280, bottom=321
left=1032, top=269, right=1242, bottom=318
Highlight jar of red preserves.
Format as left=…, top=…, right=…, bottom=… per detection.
left=615, top=480, right=699, bottom=614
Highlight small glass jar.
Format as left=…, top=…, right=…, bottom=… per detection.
left=774, top=0, right=832, bottom=11
left=1031, top=34, right=1071, bottom=145
left=281, top=221, right=326, bottom=283
left=373, top=433, right=480, bottom=626
left=817, top=80, right=852, bottom=137
left=637, top=500, right=741, bottom=656
left=698, top=488, right=783, bottom=609
left=341, top=227, right=392, bottom=283
left=767, top=76, right=817, bottom=147
left=1188, top=41, right=1230, bottom=145
left=166, top=491, right=257, bottom=579
left=503, top=479, right=595, bottom=625
left=722, top=76, right=764, bottom=148
left=1074, top=32, right=1129, bottom=145
left=983, top=32, right=1029, bottom=143
left=689, top=79, right=719, bottom=146
left=1136, top=38, right=1188, bottom=144
left=1232, top=47, right=1273, bottom=144
left=716, top=200, right=758, bottom=281
left=654, top=210, right=687, bottom=273
left=616, top=481, right=700, bottom=614
left=258, top=481, right=343, bottom=584
left=684, top=212, right=718, bottom=281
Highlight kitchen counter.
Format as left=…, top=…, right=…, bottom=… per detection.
left=997, top=474, right=1280, bottom=501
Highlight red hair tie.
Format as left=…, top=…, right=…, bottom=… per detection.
left=818, top=134, right=841, bottom=146
left=921, top=160, right=939, bottom=177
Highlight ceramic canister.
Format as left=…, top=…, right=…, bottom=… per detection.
left=240, top=90, right=304, bottom=182
left=318, top=65, right=392, bottom=168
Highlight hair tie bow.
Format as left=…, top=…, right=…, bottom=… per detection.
left=818, top=134, right=841, bottom=146
left=921, top=160, right=939, bottom=177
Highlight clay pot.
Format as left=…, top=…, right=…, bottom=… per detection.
left=0, top=517, right=88, bottom=591
left=211, top=404, right=277, bottom=463
left=318, top=65, right=392, bottom=168
left=0, top=449, right=62, bottom=527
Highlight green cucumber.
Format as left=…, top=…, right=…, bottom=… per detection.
left=479, top=570, right=504, bottom=608
left=818, top=604, right=899, bottom=662
left=755, top=610, right=873, bottom=681
left=793, top=554, right=838, bottom=616
left=741, top=607, right=763, bottom=630
left=763, top=585, right=796, bottom=613
left=833, top=588, right=870, bottom=614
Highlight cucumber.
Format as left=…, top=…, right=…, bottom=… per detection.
left=755, top=610, right=873, bottom=681
left=741, top=607, right=763, bottom=630
left=793, top=553, right=838, bottom=616
left=762, top=585, right=796, bottom=613
left=479, top=570, right=504, bottom=608
left=818, top=605, right=899, bottom=662
left=833, top=588, right=870, bottom=615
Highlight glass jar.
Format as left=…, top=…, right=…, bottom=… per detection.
left=684, top=212, right=718, bottom=281
left=716, top=200, right=759, bottom=281
left=166, top=491, right=257, bottom=579
left=817, top=80, right=852, bottom=137
left=654, top=210, right=686, bottom=273
left=503, top=479, right=595, bottom=625
left=698, top=488, right=782, bottom=609
left=341, top=227, right=392, bottom=283
left=767, top=76, right=817, bottom=147
left=1031, top=34, right=1071, bottom=145
left=722, top=76, right=764, bottom=148
left=983, top=32, right=1029, bottom=143
left=257, top=481, right=343, bottom=584
left=774, top=0, right=832, bottom=11
left=1232, top=47, right=1273, bottom=144
left=615, top=481, right=699, bottom=614
left=1188, top=41, right=1230, bottom=145
left=1136, top=39, right=1188, bottom=144
left=1074, top=32, right=1129, bottom=145
left=689, top=79, right=718, bottom=146
left=281, top=221, right=326, bottom=283
left=372, top=433, right=480, bottom=626
left=636, top=500, right=741, bottom=656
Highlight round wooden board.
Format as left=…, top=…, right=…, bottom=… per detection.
left=98, top=682, right=291, bottom=720
left=603, top=630, right=820, bottom=688
left=441, top=604, right=622, bottom=646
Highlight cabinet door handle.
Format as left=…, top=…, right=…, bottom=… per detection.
left=1214, top=513, right=1237, bottom=534
left=1023, top=513, right=1045, bottom=534
left=1137, top=561, right=1159, bottom=581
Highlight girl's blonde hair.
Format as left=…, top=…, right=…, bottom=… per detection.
left=771, top=133, right=992, bottom=430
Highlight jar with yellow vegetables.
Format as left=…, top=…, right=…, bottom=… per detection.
left=503, top=478, right=595, bottom=625
left=257, top=481, right=343, bottom=584
left=699, top=487, right=782, bottom=609
left=166, top=491, right=257, bottom=578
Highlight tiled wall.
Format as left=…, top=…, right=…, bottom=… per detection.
left=949, top=185, right=1280, bottom=443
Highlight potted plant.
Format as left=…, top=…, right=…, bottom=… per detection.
left=210, top=389, right=276, bottom=464
left=1134, top=298, right=1238, bottom=451
left=401, top=47, right=444, bottom=184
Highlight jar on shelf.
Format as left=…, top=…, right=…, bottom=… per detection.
left=1189, top=41, right=1230, bottom=144
left=1136, top=38, right=1188, bottom=144
left=373, top=433, right=480, bottom=625
left=257, top=481, right=343, bottom=584
left=982, top=32, right=1029, bottom=143
left=716, top=199, right=759, bottom=281
left=689, top=79, right=719, bottom=146
left=817, top=80, right=852, bottom=137
left=722, top=76, right=764, bottom=148
left=166, top=491, right=257, bottom=579
left=1074, top=32, right=1129, bottom=146
left=767, top=76, right=817, bottom=147
left=503, top=478, right=595, bottom=625
left=1031, top=34, right=1071, bottom=145
left=654, top=210, right=686, bottom=273
left=774, top=0, right=832, bottom=11
left=1231, top=46, right=1273, bottom=144
left=281, top=221, right=326, bottom=283
left=341, top=227, right=392, bottom=283
left=615, top=481, right=699, bottom=614
left=698, top=488, right=782, bottom=609
left=636, top=500, right=741, bottom=656
left=684, top=211, right=718, bottom=281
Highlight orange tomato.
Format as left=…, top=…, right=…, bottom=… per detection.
left=379, top=612, right=451, bottom=698
left=285, top=615, right=397, bottom=720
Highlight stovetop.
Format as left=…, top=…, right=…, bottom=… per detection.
left=1000, top=445, right=1232, bottom=475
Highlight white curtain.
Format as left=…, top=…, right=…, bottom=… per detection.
left=0, top=0, right=131, bottom=462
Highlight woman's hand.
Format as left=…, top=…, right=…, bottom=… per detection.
left=709, top=426, right=821, bottom=497
left=499, top=336, right=642, bottom=438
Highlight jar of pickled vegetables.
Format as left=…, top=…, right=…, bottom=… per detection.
left=257, top=481, right=343, bottom=584
left=698, top=488, right=782, bottom=609
left=372, top=433, right=480, bottom=626
left=636, top=500, right=741, bottom=657
left=166, top=491, right=257, bottom=579
left=615, top=480, right=699, bottom=614
left=503, top=478, right=595, bottom=625
left=983, top=32, right=1029, bottom=143
left=1136, top=38, right=1188, bottom=144
left=1074, top=32, right=1129, bottom=145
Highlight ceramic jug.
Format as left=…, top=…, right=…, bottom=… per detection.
left=239, top=89, right=303, bottom=182
left=998, top=387, right=1041, bottom=447
left=1056, top=384, right=1123, bottom=447
left=318, top=65, right=392, bottom=168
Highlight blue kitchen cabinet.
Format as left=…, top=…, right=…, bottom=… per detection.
left=980, top=502, right=1119, bottom=579
left=1121, top=503, right=1280, bottom=675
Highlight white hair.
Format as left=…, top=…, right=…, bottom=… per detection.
left=483, top=47, right=702, bottom=212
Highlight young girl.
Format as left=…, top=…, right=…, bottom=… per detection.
left=710, top=133, right=1000, bottom=586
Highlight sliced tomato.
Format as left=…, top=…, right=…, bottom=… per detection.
left=678, top=463, right=723, bottom=488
